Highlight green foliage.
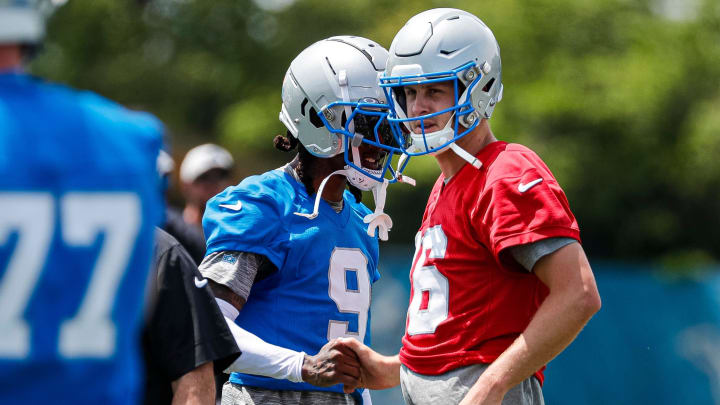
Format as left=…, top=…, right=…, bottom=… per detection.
left=31, top=0, right=720, bottom=265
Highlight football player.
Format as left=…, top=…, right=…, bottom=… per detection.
left=339, top=8, right=602, bottom=405
left=199, top=36, right=406, bottom=405
left=0, top=1, right=164, bottom=403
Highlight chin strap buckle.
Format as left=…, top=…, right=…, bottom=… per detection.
left=363, top=179, right=392, bottom=241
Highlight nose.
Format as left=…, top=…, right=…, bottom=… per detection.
left=409, top=91, right=429, bottom=118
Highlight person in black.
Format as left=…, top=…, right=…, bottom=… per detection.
left=156, top=149, right=208, bottom=265
left=143, top=227, right=241, bottom=404
left=163, top=206, right=207, bottom=265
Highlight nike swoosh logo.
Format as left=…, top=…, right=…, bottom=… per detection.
left=218, top=201, right=243, bottom=211
left=518, top=178, right=543, bottom=193
left=194, top=277, right=208, bottom=288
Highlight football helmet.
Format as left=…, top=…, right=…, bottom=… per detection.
left=379, top=8, right=504, bottom=158
left=0, top=0, right=66, bottom=45
left=279, top=36, right=408, bottom=188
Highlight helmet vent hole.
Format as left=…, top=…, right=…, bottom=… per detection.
left=301, top=98, right=308, bottom=116
left=483, top=78, right=495, bottom=93
left=447, top=15, right=460, bottom=20
left=308, top=107, right=325, bottom=128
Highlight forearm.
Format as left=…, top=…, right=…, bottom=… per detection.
left=463, top=244, right=601, bottom=403
left=375, top=354, right=402, bottom=389
left=468, top=289, right=598, bottom=400
left=216, top=298, right=305, bottom=382
left=171, top=361, right=215, bottom=405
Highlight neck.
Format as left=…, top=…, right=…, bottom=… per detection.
left=434, top=120, right=496, bottom=178
left=307, top=155, right=347, bottom=203
left=0, top=45, right=23, bottom=71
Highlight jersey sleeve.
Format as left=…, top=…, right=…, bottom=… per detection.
left=199, top=251, right=263, bottom=301
left=202, top=179, right=290, bottom=269
left=474, top=155, right=580, bottom=261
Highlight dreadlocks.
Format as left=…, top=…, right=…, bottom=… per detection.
left=273, top=131, right=362, bottom=203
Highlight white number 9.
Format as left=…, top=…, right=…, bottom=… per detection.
left=327, top=248, right=371, bottom=341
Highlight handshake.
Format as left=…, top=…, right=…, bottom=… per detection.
left=302, top=338, right=399, bottom=393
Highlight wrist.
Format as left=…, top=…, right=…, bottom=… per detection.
left=300, top=353, right=313, bottom=382
left=288, top=351, right=306, bottom=383
left=473, top=369, right=509, bottom=401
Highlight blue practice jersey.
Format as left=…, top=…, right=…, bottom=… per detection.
left=0, top=73, right=163, bottom=404
left=203, top=168, right=380, bottom=400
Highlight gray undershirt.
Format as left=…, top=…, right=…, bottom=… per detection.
left=509, top=237, right=577, bottom=272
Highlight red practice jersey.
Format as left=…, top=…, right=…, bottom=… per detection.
left=399, top=141, right=580, bottom=384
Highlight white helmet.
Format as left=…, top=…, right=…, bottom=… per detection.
left=0, top=0, right=66, bottom=45
left=380, top=8, right=504, bottom=156
left=279, top=36, right=406, bottom=188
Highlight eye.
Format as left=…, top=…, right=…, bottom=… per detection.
left=427, top=87, right=442, bottom=96
left=404, top=87, right=416, bottom=97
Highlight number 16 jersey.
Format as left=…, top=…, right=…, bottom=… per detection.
left=400, top=142, right=580, bottom=385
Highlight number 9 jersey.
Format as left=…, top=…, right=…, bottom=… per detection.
left=202, top=167, right=380, bottom=399
left=0, top=73, right=163, bottom=404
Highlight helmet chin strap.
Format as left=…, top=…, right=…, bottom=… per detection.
left=363, top=179, right=392, bottom=241
left=410, top=112, right=482, bottom=170
left=449, top=143, right=482, bottom=169
left=395, top=153, right=416, bottom=186
left=293, top=168, right=394, bottom=241
left=293, top=169, right=347, bottom=220
left=295, top=69, right=409, bottom=240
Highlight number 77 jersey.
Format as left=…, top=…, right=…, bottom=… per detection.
left=399, top=142, right=580, bottom=382
left=0, top=73, right=163, bottom=404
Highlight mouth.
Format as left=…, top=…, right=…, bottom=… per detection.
left=411, top=121, right=437, bottom=134
left=361, top=155, right=384, bottom=171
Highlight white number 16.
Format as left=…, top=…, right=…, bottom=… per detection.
left=407, top=225, right=449, bottom=336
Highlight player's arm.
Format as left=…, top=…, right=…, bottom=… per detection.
left=170, top=361, right=215, bottom=405
left=203, top=251, right=361, bottom=390
left=459, top=242, right=601, bottom=405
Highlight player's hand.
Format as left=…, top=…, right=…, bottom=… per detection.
left=457, top=374, right=505, bottom=405
left=302, top=338, right=361, bottom=392
left=458, top=390, right=504, bottom=405
left=337, top=338, right=401, bottom=390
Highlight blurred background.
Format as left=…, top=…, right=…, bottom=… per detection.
left=33, top=0, right=720, bottom=403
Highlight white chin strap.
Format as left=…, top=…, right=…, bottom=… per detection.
left=409, top=113, right=482, bottom=170
left=293, top=167, right=395, bottom=241
left=449, top=143, right=482, bottom=169
left=394, top=153, right=416, bottom=186
left=363, top=179, right=392, bottom=241
left=293, top=169, right=347, bottom=220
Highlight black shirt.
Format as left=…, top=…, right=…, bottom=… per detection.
left=142, top=228, right=240, bottom=405
left=162, top=207, right=207, bottom=265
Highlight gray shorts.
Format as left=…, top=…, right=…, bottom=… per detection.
left=220, top=381, right=359, bottom=405
left=400, top=364, right=544, bottom=405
